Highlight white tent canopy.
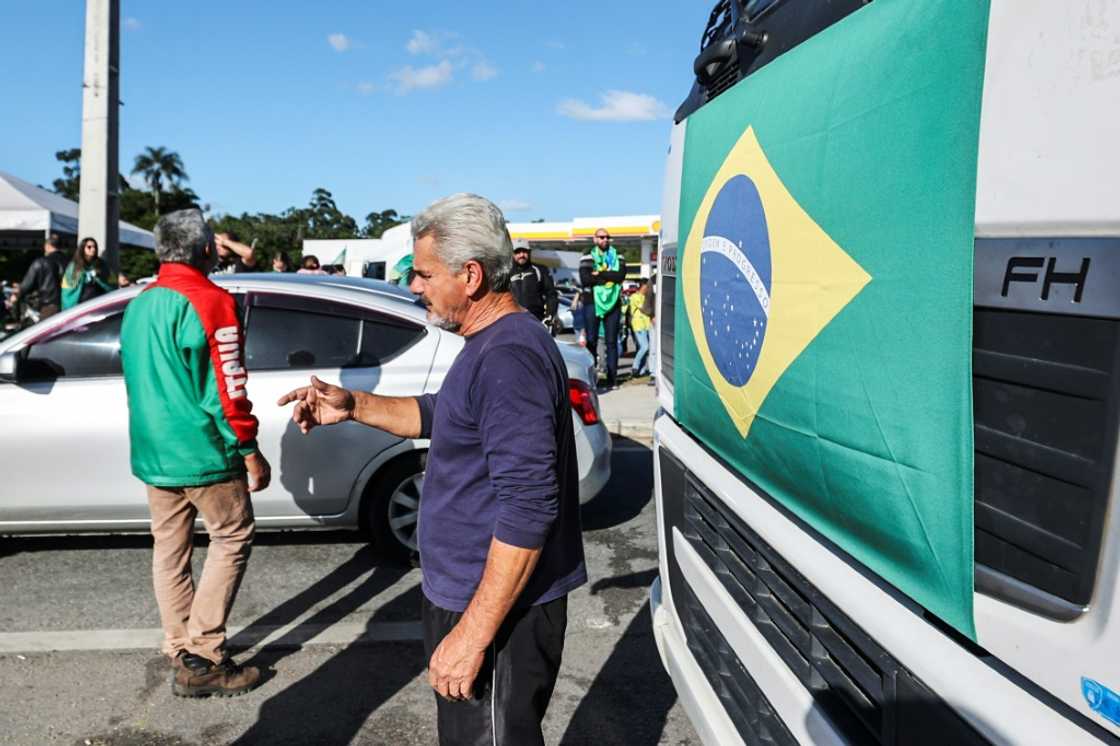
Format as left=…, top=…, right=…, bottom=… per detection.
left=0, top=170, right=154, bottom=249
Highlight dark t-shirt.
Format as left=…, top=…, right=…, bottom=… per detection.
left=213, top=256, right=254, bottom=274
left=416, top=311, right=587, bottom=612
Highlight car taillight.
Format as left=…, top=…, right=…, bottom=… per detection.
left=568, top=379, right=600, bottom=425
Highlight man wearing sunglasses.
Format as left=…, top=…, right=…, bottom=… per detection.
left=580, top=230, right=628, bottom=390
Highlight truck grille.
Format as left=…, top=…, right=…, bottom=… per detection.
left=973, top=307, right=1119, bottom=610
left=663, top=445, right=987, bottom=746
left=678, top=580, right=797, bottom=745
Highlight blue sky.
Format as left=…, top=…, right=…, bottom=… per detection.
left=2, top=1, right=705, bottom=223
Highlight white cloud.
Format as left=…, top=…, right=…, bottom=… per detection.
left=407, top=30, right=438, bottom=55
left=392, top=30, right=495, bottom=90
left=471, top=61, right=498, bottom=81
left=408, top=30, right=462, bottom=56
left=531, top=61, right=546, bottom=73
left=327, top=33, right=351, bottom=52
left=557, top=90, right=670, bottom=122
left=389, top=60, right=454, bottom=93
left=356, top=81, right=377, bottom=95
left=499, top=200, right=533, bottom=213
left=124, top=17, right=142, bottom=31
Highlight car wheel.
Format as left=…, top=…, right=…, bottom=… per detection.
left=365, top=452, right=425, bottom=562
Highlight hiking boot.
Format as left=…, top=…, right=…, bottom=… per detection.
left=170, top=650, right=189, bottom=671
left=172, top=654, right=261, bottom=698
left=176, top=652, right=211, bottom=674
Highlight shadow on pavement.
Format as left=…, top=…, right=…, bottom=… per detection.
left=560, top=601, right=676, bottom=745
left=590, top=567, right=658, bottom=595
left=229, top=544, right=406, bottom=652
left=233, top=582, right=425, bottom=745
left=579, top=437, right=653, bottom=532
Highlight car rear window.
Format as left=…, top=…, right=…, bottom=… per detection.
left=246, top=306, right=360, bottom=370
left=244, top=293, right=425, bottom=371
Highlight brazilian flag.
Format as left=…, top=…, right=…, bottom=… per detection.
left=675, top=0, right=990, bottom=637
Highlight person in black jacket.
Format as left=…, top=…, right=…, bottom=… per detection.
left=13, top=233, right=69, bottom=320
left=580, top=229, right=628, bottom=389
left=509, top=245, right=559, bottom=326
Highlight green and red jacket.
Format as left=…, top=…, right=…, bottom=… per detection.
left=120, top=263, right=259, bottom=487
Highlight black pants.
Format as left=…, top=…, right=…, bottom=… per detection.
left=581, top=301, right=598, bottom=362
left=585, top=303, right=622, bottom=387
left=422, top=594, right=568, bottom=746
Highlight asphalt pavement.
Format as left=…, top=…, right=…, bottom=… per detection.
left=0, top=429, right=698, bottom=745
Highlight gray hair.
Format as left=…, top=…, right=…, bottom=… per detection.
left=411, top=193, right=512, bottom=292
left=154, top=208, right=213, bottom=268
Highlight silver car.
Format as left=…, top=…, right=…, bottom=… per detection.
left=554, top=296, right=576, bottom=333
left=0, top=274, right=611, bottom=557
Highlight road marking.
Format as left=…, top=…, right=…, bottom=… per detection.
left=0, top=620, right=423, bottom=655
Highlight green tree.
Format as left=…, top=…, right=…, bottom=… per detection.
left=119, top=246, right=159, bottom=282
left=41, top=147, right=194, bottom=284
left=131, top=146, right=188, bottom=215
left=120, top=183, right=201, bottom=231
left=310, top=188, right=336, bottom=214
left=52, top=149, right=82, bottom=200
left=363, top=209, right=407, bottom=238
left=52, top=148, right=140, bottom=205
left=306, top=188, right=359, bottom=238
left=208, top=189, right=396, bottom=266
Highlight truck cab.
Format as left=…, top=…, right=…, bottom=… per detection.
left=651, top=1, right=1120, bottom=744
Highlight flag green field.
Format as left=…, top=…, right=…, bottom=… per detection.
left=675, top=0, right=990, bottom=637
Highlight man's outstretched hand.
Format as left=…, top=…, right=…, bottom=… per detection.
left=277, top=375, right=355, bottom=434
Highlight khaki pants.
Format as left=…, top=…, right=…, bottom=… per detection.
left=146, top=479, right=254, bottom=663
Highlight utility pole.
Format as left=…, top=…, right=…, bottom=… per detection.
left=78, top=0, right=121, bottom=274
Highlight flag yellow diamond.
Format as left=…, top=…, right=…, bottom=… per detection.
left=682, top=127, right=872, bottom=438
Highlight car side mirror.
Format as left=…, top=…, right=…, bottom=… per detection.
left=0, top=350, right=21, bottom=383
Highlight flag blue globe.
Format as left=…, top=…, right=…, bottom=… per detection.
left=699, top=175, right=772, bottom=387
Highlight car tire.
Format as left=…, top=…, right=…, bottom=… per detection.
left=364, top=451, right=425, bottom=563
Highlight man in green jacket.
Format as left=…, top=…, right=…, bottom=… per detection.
left=121, top=208, right=271, bottom=698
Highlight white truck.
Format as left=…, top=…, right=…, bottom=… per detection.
left=651, top=1, right=1120, bottom=744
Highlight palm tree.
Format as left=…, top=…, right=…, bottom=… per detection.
left=131, top=147, right=188, bottom=214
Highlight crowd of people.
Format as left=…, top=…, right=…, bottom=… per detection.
left=0, top=232, right=350, bottom=334
left=506, top=230, right=657, bottom=392
left=3, top=226, right=658, bottom=395
left=2, top=234, right=135, bottom=331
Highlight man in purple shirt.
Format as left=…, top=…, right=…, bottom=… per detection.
left=279, top=193, right=586, bottom=745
